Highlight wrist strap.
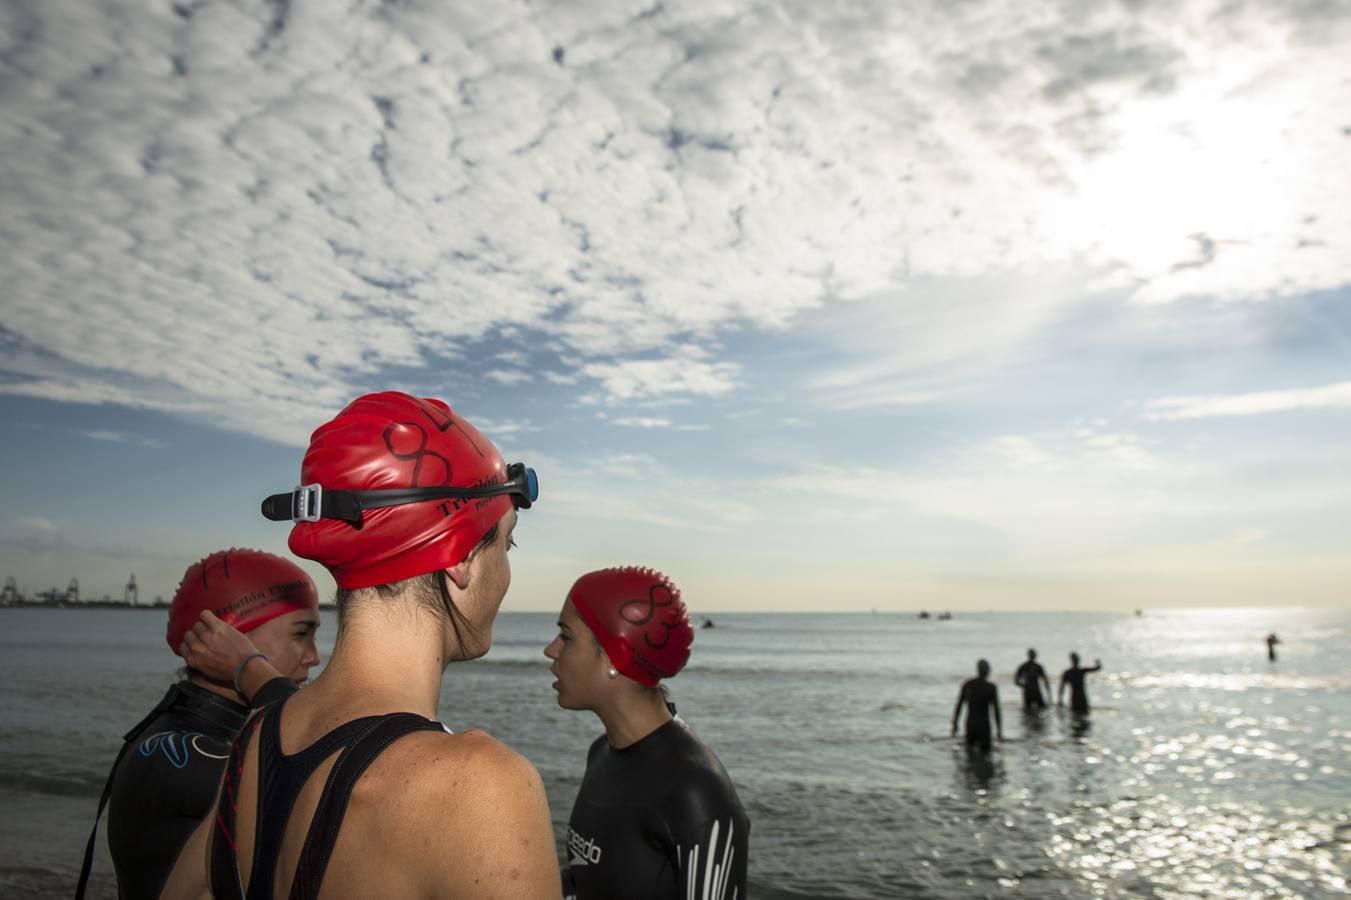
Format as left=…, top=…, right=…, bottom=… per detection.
left=233, top=651, right=269, bottom=695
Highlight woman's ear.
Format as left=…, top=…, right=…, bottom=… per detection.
left=444, top=563, right=471, bottom=591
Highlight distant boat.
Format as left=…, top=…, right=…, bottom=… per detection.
left=937, top=611, right=952, bottom=621
left=918, top=610, right=931, bottom=620
left=701, top=617, right=715, bottom=629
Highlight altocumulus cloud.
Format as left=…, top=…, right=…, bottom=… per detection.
left=2, top=0, right=1348, bottom=443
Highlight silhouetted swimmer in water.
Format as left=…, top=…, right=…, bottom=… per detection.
left=1014, top=648, right=1051, bottom=711
left=1058, top=652, right=1102, bottom=714
left=1266, top=633, right=1280, bottom=662
left=952, top=659, right=1002, bottom=753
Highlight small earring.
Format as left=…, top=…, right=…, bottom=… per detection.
left=606, top=668, right=618, bottom=679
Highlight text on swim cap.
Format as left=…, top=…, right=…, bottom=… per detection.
left=384, top=423, right=453, bottom=486
left=213, top=580, right=310, bottom=619
left=380, top=406, right=490, bottom=490
left=434, top=473, right=506, bottom=517
left=418, top=403, right=486, bottom=457
left=620, top=584, right=679, bottom=650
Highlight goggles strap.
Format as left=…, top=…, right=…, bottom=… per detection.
left=262, top=467, right=533, bottom=524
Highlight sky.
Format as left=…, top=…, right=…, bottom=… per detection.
left=1, top=0, right=1349, bottom=612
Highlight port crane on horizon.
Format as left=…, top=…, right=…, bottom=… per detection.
left=1, top=574, right=147, bottom=606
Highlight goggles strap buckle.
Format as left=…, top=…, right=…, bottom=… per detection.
left=292, top=484, right=323, bottom=523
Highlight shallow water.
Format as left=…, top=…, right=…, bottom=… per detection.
left=1, top=606, right=1347, bottom=898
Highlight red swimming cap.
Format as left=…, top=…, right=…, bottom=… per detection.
left=288, top=391, right=513, bottom=589
left=568, top=567, right=694, bottom=687
left=166, top=549, right=320, bottom=652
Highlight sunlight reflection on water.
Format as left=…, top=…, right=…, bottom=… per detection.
left=2, top=607, right=1348, bottom=898
left=1047, top=799, right=1348, bottom=898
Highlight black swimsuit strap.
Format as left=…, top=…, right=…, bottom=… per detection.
left=246, top=705, right=383, bottom=900
left=209, top=705, right=442, bottom=900
left=287, top=713, right=443, bottom=900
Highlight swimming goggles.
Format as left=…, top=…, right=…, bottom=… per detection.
left=262, top=462, right=539, bottom=524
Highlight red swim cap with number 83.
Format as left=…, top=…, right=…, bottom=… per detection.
left=568, top=567, right=694, bottom=686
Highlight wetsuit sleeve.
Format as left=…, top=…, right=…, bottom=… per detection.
left=248, top=676, right=299, bottom=709
left=668, top=777, right=749, bottom=900
left=560, top=734, right=608, bottom=899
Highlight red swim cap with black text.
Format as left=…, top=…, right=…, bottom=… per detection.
left=166, top=548, right=320, bottom=651
left=287, top=392, right=514, bottom=589
left=568, top=567, right=694, bottom=687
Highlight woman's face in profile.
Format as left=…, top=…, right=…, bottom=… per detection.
left=544, top=600, right=606, bottom=710
left=451, top=510, right=518, bottom=659
left=247, top=609, right=322, bottom=684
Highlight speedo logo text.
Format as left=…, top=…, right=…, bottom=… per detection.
left=567, top=827, right=602, bottom=865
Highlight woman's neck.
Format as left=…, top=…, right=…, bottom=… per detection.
left=308, top=602, right=450, bottom=720
left=185, top=673, right=247, bottom=707
left=596, top=689, right=674, bottom=750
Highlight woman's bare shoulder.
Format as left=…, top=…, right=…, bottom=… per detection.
left=363, top=728, right=545, bottom=809
left=350, top=729, right=559, bottom=897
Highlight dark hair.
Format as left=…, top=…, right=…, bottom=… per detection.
left=334, top=522, right=500, bottom=654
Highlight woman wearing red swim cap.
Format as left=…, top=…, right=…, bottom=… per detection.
left=77, top=549, right=321, bottom=900
left=545, top=566, right=750, bottom=900
left=161, top=391, right=558, bottom=900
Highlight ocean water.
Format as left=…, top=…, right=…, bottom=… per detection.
left=1, top=606, right=1347, bottom=899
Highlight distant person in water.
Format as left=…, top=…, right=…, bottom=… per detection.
left=1266, top=633, right=1280, bottom=662
left=1058, top=652, right=1103, bottom=714
left=951, top=659, right=1002, bottom=753
left=1014, top=648, right=1051, bottom=711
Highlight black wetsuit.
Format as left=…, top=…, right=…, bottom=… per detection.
left=1014, top=661, right=1048, bottom=710
left=957, top=678, right=998, bottom=753
left=75, top=678, right=299, bottom=900
left=1061, top=664, right=1101, bottom=713
left=562, top=718, right=749, bottom=900
left=210, top=697, right=445, bottom=899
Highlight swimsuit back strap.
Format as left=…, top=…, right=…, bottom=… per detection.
left=287, top=713, right=444, bottom=900
left=247, top=691, right=364, bottom=891
left=247, top=704, right=376, bottom=898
